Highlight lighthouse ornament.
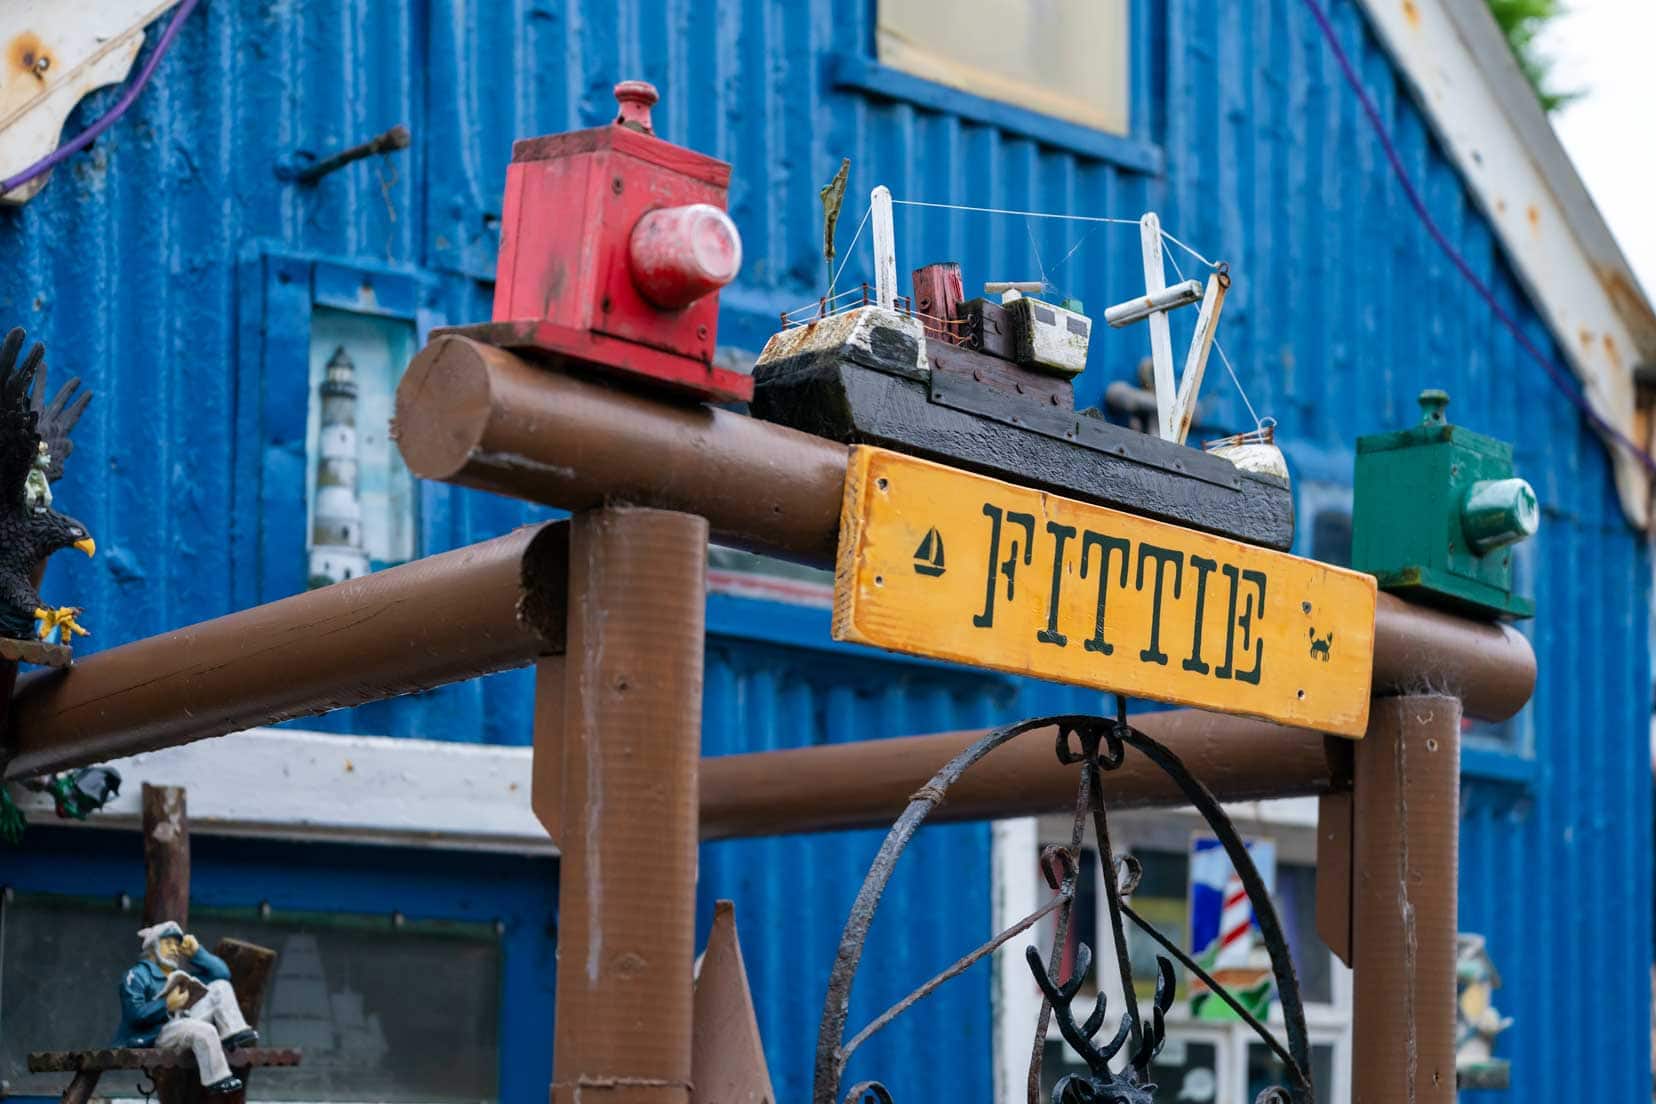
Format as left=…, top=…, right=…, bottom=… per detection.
left=308, top=346, right=369, bottom=588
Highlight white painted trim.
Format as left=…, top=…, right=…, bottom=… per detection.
left=870, top=185, right=898, bottom=309
left=7, top=728, right=555, bottom=855
left=1355, top=0, right=1656, bottom=527
left=991, top=816, right=1041, bottom=1104
left=1139, top=212, right=1177, bottom=440
left=997, top=804, right=1354, bottom=1101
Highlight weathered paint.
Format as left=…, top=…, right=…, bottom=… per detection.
left=1355, top=0, right=1656, bottom=527
left=834, top=447, right=1377, bottom=734
left=0, top=1, right=175, bottom=205
left=13, top=728, right=553, bottom=851
left=0, top=1, right=1643, bottom=1101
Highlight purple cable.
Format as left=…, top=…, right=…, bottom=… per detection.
left=1301, top=0, right=1656, bottom=475
left=0, top=0, right=202, bottom=197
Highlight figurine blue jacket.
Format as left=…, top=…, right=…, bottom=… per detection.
left=114, top=946, right=232, bottom=1047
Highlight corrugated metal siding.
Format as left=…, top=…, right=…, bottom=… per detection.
left=700, top=639, right=1018, bottom=1103
left=0, top=0, right=1646, bottom=1100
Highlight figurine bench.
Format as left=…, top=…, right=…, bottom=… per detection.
left=28, top=937, right=302, bottom=1104
left=28, top=1047, right=302, bottom=1104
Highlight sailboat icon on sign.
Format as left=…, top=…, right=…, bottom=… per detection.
left=913, top=527, right=946, bottom=577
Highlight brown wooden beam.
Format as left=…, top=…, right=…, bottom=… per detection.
left=5, top=333, right=1537, bottom=784
left=699, top=711, right=1351, bottom=840
left=3, top=525, right=564, bottom=781
left=394, top=334, right=847, bottom=565
left=395, top=336, right=1536, bottom=722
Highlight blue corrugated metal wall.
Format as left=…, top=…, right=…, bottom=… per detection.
left=0, top=0, right=1646, bottom=1100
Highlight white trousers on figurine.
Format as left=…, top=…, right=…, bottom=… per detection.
left=156, top=980, right=249, bottom=1086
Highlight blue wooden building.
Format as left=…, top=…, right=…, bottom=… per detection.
left=0, top=1, right=1650, bottom=1101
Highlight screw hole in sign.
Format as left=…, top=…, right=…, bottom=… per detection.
left=874, top=575, right=885, bottom=587
left=1426, top=737, right=1439, bottom=752
left=1296, top=689, right=1305, bottom=700
left=876, top=477, right=889, bottom=491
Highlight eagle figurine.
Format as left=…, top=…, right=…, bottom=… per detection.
left=0, top=327, right=94, bottom=644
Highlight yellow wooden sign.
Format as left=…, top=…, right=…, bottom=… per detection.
left=833, top=447, right=1378, bottom=737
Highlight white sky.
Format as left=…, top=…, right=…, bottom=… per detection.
left=1538, top=0, right=1656, bottom=296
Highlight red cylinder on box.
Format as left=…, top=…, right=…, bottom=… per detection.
left=448, top=80, right=751, bottom=403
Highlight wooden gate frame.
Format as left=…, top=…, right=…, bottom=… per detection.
left=0, top=334, right=1536, bottom=1104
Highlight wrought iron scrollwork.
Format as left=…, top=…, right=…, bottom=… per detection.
left=812, top=701, right=1315, bottom=1104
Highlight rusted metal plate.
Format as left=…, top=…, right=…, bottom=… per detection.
left=833, top=447, right=1377, bottom=736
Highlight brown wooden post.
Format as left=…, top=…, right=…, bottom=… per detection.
left=58, top=1070, right=100, bottom=1104
left=1350, top=694, right=1461, bottom=1104
left=142, top=784, right=189, bottom=927
left=550, top=506, right=707, bottom=1104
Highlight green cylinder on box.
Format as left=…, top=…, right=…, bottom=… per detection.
left=1352, top=390, right=1537, bottom=620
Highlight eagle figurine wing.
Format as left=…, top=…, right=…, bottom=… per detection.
left=27, top=338, right=90, bottom=482
left=0, top=328, right=45, bottom=508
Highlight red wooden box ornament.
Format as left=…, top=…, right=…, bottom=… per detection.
left=443, top=80, right=751, bottom=403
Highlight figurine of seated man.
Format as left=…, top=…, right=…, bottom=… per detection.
left=115, top=921, right=259, bottom=1095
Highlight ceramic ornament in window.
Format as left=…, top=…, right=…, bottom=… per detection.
left=308, top=345, right=370, bottom=588
left=0, top=327, right=94, bottom=658
left=116, top=921, right=260, bottom=1096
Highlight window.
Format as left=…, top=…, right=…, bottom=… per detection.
left=996, top=807, right=1353, bottom=1103
left=236, top=251, right=440, bottom=608
left=0, top=892, right=501, bottom=1102
left=305, top=308, right=420, bottom=587
left=876, top=0, right=1130, bottom=135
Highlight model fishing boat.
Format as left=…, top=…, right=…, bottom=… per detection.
left=750, top=187, right=1295, bottom=550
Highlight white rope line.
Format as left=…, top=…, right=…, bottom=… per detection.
left=1159, top=228, right=1219, bottom=270
left=891, top=198, right=1142, bottom=227
left=1026, top=221, right=1049, bottom=289
left=813, top=194, right=1262, bottom=431
left=826, top=204, right=873, bottom=300
left=890, top=198, right=1219, bottom=273
left=1164, top=249, right=1264, bottom=432
left=1212, top=338, right=1265, bottom=433
left=1047, top=225, right=1098, bottom=283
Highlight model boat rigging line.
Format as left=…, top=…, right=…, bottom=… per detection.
left=753, top=185, right=1287, bottom=550
left=790, top=190, right=1240, bottom=441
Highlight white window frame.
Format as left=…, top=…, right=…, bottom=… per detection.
left=991, top=800, right=1352, bottom=1103
left=874, top=0, right=1132, bottom=136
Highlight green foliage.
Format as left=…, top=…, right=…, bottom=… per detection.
left=1486, top=0, right=1582, bottom=112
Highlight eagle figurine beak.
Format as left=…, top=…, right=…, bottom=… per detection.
left=73, top=537, right=95, bottom=557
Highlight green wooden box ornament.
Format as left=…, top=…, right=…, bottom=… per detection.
left=1353, top=390, right=1537, bottom=619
